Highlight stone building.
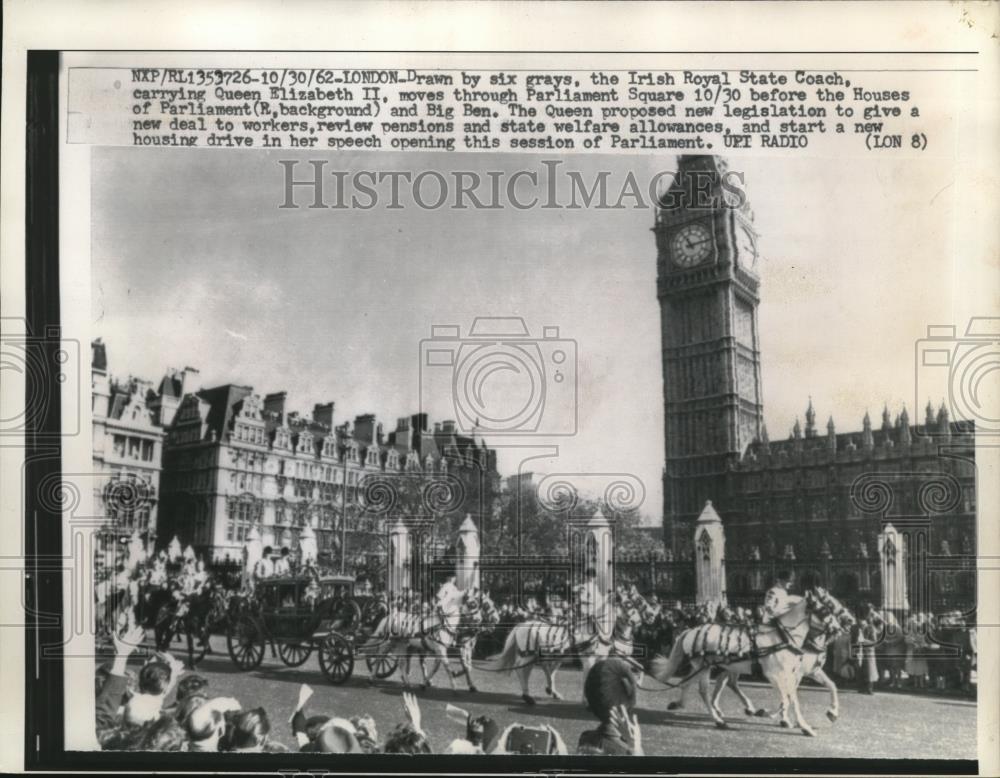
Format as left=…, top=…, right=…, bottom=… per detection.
left=90, top=339, right=175, bottom=555
left=655, top=156, right=977, bottom=600
left=157, top=385, right=499, bottom=565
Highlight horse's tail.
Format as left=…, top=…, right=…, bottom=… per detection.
left=493, top=624, right=524, bottom=673
left=648, top=630, right=690, bottom=684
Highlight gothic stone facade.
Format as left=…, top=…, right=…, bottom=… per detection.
left=656, top=156, right=977, bottom=586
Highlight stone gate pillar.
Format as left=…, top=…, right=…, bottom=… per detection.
left=878, top=522, right=909, bottom=611
left=586, top=508, right=614, bottom=598
left=694, top=500, right=727, bottom=607
left=455, top=514, right=481, bottom=591
left=243, top=526, right=262, bottom=587
left=389, top=518, right=411, bottom=595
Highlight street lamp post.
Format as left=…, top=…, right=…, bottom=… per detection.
left=340, top=446, right=348, bottom=574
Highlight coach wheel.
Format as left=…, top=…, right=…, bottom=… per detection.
left=278, top=640, right=314, bottom=668
left=319, top=634, right=354, bottom=685
left=365, top=652, right=398, bottom=679
left=227, top=614, right=265, bottom=670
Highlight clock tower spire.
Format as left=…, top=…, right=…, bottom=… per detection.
left=656, top=155, right=764, bottom=555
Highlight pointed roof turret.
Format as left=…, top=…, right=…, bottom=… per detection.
left=881, top=404, right=892, bottom=432
left=937, top=402, right=951, bottom=437
left=862, top=410, right=874, bottom=450
left=587, top=507, right=611, bottom=528
left=792, top=418, right=802, bottom=439
left=925, top=400, right=936, bottom=427
left=760, top=422, right=771, bottom=453
left=695, top=500, right=722, bottom=525
left=900, top=406, right=911, bottom=446
left=458, top=513, right=478, bottom=534
left=805, top=398, right=817, bottom=438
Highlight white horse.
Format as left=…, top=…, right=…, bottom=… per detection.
left=726, top=590, right=856, bottom=728
left=650, top=596, right=825, bottom=735
left=367, top=586, right=474, bottom=691
left=669, top=589, right=857, bottom=729
left=493, top=595, right=641, bottom=704
left=424, top=590, right=501, bottom=693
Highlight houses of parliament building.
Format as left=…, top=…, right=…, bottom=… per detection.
left=655, top=155, right=977, bottom=580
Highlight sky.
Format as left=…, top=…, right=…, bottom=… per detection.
left=91, top=149, right=964, bottom=526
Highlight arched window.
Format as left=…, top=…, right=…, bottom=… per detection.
left=698, top=529, right=712, bottom=561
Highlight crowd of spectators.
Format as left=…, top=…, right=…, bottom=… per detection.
left=96, top=612, right=644, bottom=755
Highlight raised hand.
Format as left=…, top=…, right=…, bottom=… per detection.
left=111, top=621, right=147, bottom=676
left=402, top=691, right=423, bottom=734
left=610, top=704, right=642, bottom=755
left=113, top=623, right=146, bottom=658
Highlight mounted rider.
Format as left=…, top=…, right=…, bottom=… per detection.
left=148, top=552, right=168, bottom=587
left=761, top=569, right=803, bottom=655
left=436, top=573, right=465, bottom=618
left=574, top=567, right=606, bottom=642
left=171, top=557, right=208, bottom=621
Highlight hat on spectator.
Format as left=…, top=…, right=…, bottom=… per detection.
left=313, top=718, right=363, bottom=753
left=186, top=704, right=225, bottom=749
left=176, top=674, right=209, bottom=702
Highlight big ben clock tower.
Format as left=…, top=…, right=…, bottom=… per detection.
left=656, top=155, right=764, bottom=555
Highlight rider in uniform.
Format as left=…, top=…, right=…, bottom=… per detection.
left=273, top=547, right=293, bottom=577
left=436, top=573, right=463, bottom=616
left=149, top=554, right=168, bottom=587
left=761, top=569, right=803, bottom=654
left=172, top=557, right=201, bottom=618
left=574, top=567, right=605, bottom=641
left=253, top=546, right=275, bottom=585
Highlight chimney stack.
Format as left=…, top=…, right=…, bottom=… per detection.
left=264, top=391, right=288, bottom=422
left=181, top=366, right=200, bottom=394
left=353, top=413, right=377, bottom=444
left=313, top=402, right=335, bottom=429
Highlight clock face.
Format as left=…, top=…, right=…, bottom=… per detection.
left=736, top=223, right=759, bottom=269
left=670, top=222, right=713, bottom=268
